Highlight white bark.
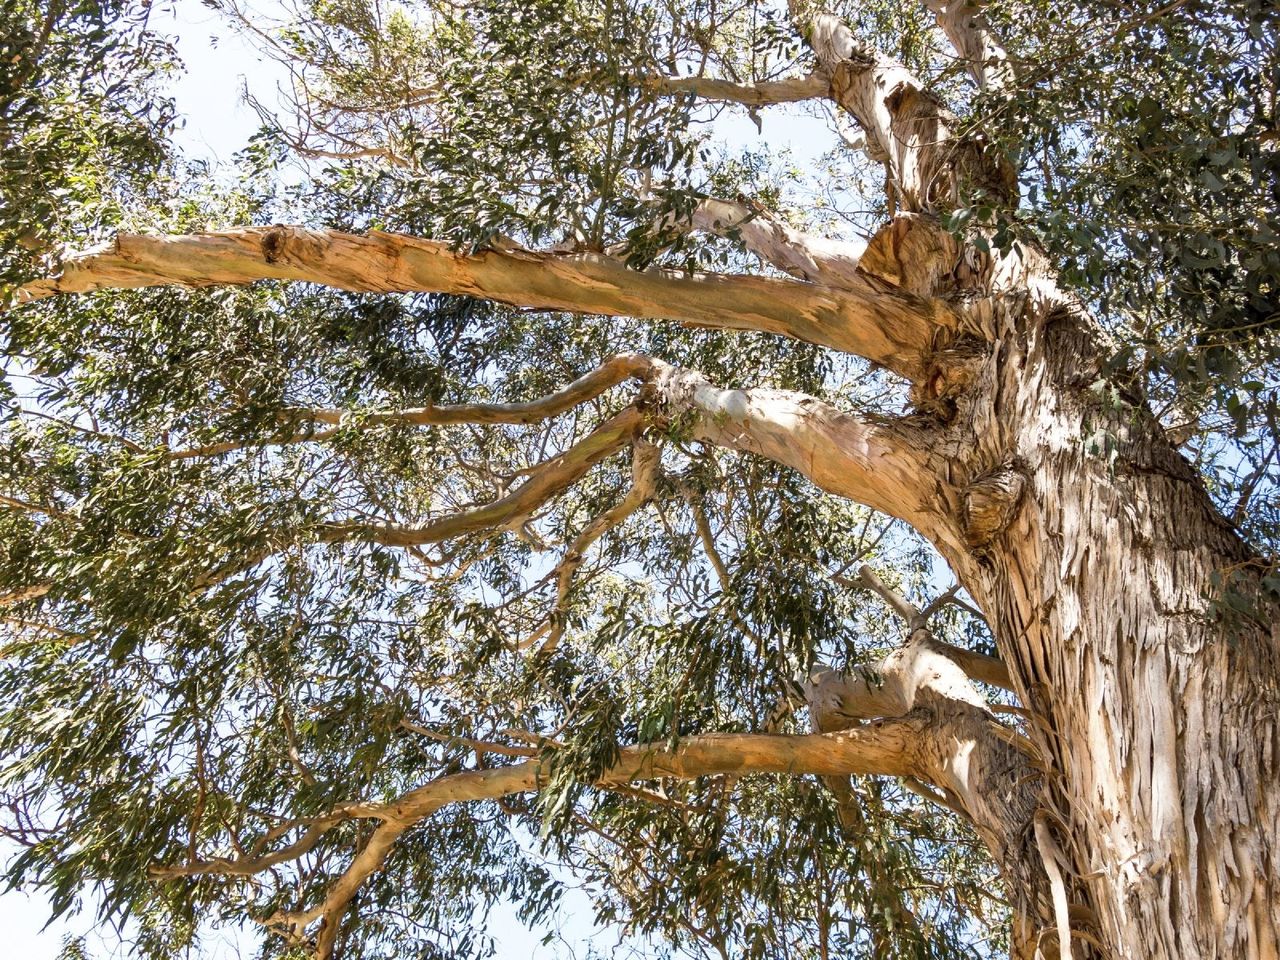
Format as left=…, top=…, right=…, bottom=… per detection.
left=791, top=6, right=1015, bottom=211
left=648, top=70, right=831, bottom=106
left=922, top=0, right=1013, bottom=91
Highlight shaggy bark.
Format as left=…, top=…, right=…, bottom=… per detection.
left=939, top=304, right=1280, bottom=960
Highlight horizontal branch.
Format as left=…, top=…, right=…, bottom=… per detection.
left=18, top=227, right=960, bottom=380
left=2, top=407, right=648, bottom=612
left=648, top=70, right=830, bottom=106
left=0, top=585, right=51, bottom=607
left=169, top=352, right=654, bottom=459
left=160, top=724, right=925, bottom=958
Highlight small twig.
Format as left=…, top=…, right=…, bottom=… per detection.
left=399, top=720, right=539, bottom=758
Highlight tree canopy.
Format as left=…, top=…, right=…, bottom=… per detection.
left=0, top=1, right=1276, bottom=958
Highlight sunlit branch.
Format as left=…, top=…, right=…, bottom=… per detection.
left=17, top=226, right=961, bottom=380
left=652, top=362, right=958, bottom=548
left=690, top=198, right=868, bottom=289
left=168, top=724, right=929, bottom=959
left=921, top=0, right=1013, bottom=91
left=788, top=4, right=1014, bottom=211
left=321, top=406, right=645, bottom=547
left=0, top=493, right=68, bottom=519
left=648, top=70, right=831, bottom=106
left=856, top=564, right=1013, bottom=691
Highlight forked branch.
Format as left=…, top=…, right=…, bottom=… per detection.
left=2, top=359, right=963, bottom=619
left=155, top=724, right=928, bottom=959
left=321, top=406, right=646, bottom=547
left=791, top=4, right=1014, bottom=210
left=855, top=564, right=1013, bottom=691
left=169, top=353, right=654, bottom=459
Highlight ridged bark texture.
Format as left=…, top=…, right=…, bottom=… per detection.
left=947, top=302, right=1280, bottom=960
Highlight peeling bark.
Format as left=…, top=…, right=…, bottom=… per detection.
left=941, top=306, right=1280, bottom=960
left=690, top=198, right=868, bottom=289
left=921, top=0, right=1013, bottom=91
left=793, top=9, right=1015, bottom=210
left=649, top=361, right=967, bottom=553
left=804, top=628, right=1048, bottom=958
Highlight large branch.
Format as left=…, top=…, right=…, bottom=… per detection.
left=801, top=632, right=1037, bottom=884
left=921, top=0, right=1012, bottom=91
left=652, top=363, right=961, bottom=550
left=3, top=361, right=968, bottom=614
left=17, top=227, right=958, bottom=380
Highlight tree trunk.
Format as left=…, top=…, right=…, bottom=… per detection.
left=936, top=296, right=1280, bottom=958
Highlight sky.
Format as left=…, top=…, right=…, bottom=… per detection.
left=1, top=1, right=836, bottom=957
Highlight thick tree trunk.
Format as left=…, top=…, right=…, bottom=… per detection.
left=796, top=213, right=1280, bottom=958
left=937, top=301, right=1280, bottom=958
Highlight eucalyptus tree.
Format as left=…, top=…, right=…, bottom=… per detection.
left=2, top=1, right=1277, bottom=959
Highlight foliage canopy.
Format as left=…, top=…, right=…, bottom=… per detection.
left=0, top=0, right=1276, bottom=957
